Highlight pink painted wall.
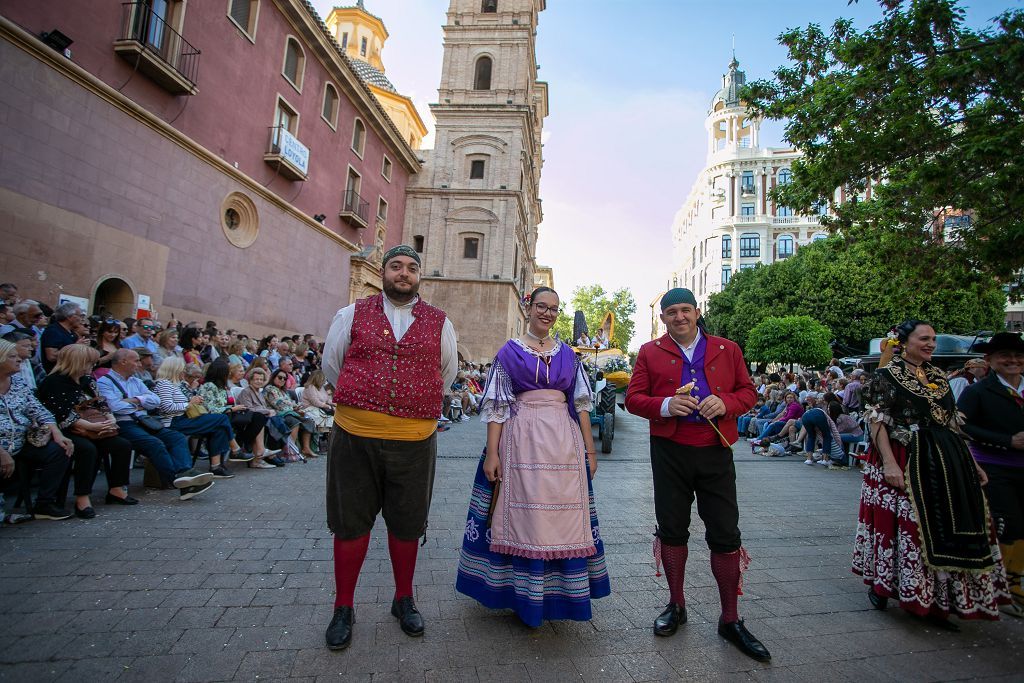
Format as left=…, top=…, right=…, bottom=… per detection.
left=0, top=0, right=410, bottom=245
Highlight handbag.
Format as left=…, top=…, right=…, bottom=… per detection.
left=184, top=402, right=208, bottom=419
left=105, top=375, right=164, bottom=433
left=71, top=397, right=119, bottom=438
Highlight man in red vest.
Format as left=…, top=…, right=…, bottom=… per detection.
left=321, top=245, right=458, bottom=650
left=625, top=288, right=769, bottom=662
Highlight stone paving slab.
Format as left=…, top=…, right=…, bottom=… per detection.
left=1, top=410, right=1021, bottom=681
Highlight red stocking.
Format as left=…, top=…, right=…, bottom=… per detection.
left=710, top=550, right=740, bottom=623
left=388, top=531, right=419, bottom=600
left=661, top=543, right=688, bottom=606
left=332, top=534, right=370, bottom=608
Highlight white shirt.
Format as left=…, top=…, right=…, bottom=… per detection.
left=323, top=294, right=459, bottom=391
left=995, top=373, right=1024, bottom=397
left=660, top=329, right=703, bottom=417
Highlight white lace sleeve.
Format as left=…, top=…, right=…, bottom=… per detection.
left=573, top=357, right=594, bottom=414
left=479, top=358, right=515, bottom=424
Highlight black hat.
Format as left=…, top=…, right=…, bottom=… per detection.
left=973, top=332, right=1024, bottom=354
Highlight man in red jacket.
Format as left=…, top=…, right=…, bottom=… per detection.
left=625, top=288, right=769, bottom=662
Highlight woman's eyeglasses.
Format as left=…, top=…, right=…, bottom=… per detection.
left=533, top=303, right=560, bottom=315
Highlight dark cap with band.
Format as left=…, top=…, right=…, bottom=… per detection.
left=382, top=245, right=421, bottom=268
left=660, top=288, right=698, bottom=311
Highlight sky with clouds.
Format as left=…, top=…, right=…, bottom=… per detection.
left=310, top=0, right=1012, bottom=349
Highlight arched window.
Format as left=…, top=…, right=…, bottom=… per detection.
left=282, top=37, right=305, bottom=91
left=777, top=168, right=791, bottom=185
left=351, top=118, right=365, bottom=157
left=812, top=232, right=829, bottom=242
left=739, top=233, right=760, bottom=258
left=321, top=83, right=339, bottom=128
left=474, top=56, right=492, bottom=90
left=777, top=234, right=795, bottom=259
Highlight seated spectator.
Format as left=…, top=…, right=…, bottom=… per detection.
left=0, top=339, right=75, bottom=520
left=202, top=329, right=229, bottom=364
left=0, top=299, right=45, bottom=339
left=830, top=401, right=863, bottom=450
left=121, top=319, right=160, bottom=355
left=756, top=391, right=804, bottom=442
left=154, top=358, right=236, bottom=479
left=451, top=372, right=476, bottom=418
left=92, top=318, right=122, bottom=374
left=40, top=302, right=84, bottom=373
left=235, top=367, right=286, bottom=469
left=179, top=327, right=203, bottom=367
left=277, top=355, right=298, bottom=391
left=738, top=397, right=765, bottom=437
left=37, top=345, right=138, bottom=517
left=242, top=340, right=257, bottom=366
left=259, top=335, right=281, bottom=370
left=0, top=283, right=17, bottom=306
left=3, top=330, right=42, bottom=390
left=576, top=332, right=591, bottom=347
left=226, top=340, right=247, bottom=369
left=264, top=369, right=316, bottom=459
left=227, top=362, right=247, bottom=391
left=299, top=369, right=335, bottom=440
left=199, top=360, right=267, bottom=463
left=135, top=348, right=156, bottom=384
left=153, top=329, right=181, bottom=371
left=842, top=370, right=864, bottom=412
left=748, top=397, right=784, bottom=438
left=96, top=349, right=214, bottom=499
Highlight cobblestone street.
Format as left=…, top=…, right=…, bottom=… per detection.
left=1, top=411, right=1021, bottom=682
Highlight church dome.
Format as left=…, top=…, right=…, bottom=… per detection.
left=349, top=58, right=397, bottom=93
left=710, top=57, right=746, bottom=113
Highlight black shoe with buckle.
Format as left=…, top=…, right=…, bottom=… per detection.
left=718, top=619, right=771, bottom=662
left=653, top=603, right=686, bottom=637
left=325, top=605, right=354, bottom=650
left=391, top=596, right=424, bottom=637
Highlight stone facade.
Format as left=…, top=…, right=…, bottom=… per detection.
left=0, top=1, right=418, bottom=335
left=404, top=0, right=548, bottom=363
left=670, top=58, right=836, bottom=312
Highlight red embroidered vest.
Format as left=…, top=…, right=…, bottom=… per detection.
left=332, top=294, right=446, bottom=419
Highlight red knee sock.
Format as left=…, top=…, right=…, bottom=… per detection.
left=332, top=534, right=370, bottom=608
left=710, top=550, right=740, bottom=623
left=661, top=543, right=688, bottom=606
left=388, top=531, right=419, bottom=600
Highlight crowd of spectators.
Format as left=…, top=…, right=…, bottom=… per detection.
left=0, top=284, right=339, bottom=523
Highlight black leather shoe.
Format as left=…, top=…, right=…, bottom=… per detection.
left=718, top=619, right=771, bottom=662
left=105, top=493, right=139, bottom=505
left=653, top=603, right=687, bottom=637
left=868, top=587, right=888, bottom=610
left=325, top=606, right=354, bottom=650
left=74, top=506, right=96, bottom=519
left=391, top=596, right=424, bottom=637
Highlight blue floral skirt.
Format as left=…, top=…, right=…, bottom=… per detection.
left=455, top=454, right=611, bottom=627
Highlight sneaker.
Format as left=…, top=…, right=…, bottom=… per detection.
left=173, top=469, right=214, bottom=489
left=33, top=503, right=72, bottom=520
left=804, top=459, right=814, bottom=466
left=210, top=465, right=235, bottom=479
left=817, top=459, right=832, bottom=466
left=179, top=481, right=214, bottom=501
left=3, top=512, right=33, bottom=525
left=248, top=460, right=277, bottom=469
left=460, top=415, right=471, bottom=422
left=437, top=424, right=450, bottom=432
left=230, top=451, right=255, bottom=463
left=262, top=448, right=282, bottom=457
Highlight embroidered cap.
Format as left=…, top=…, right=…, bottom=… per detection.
left=382, top=244, right=421, bottom=268
left=660, top=288, right=698, bottom=311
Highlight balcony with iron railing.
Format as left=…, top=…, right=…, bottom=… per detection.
left=340, top=189, right=370, bottom=229
left=113, top=1, right=200, bottom=95
left=264, top=126, right=309, bottom=181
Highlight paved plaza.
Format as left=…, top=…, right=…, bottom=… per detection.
left=1, top=411, right=1021, bottom=682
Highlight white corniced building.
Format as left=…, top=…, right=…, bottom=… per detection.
left=670, top=57, right=831, bottom=311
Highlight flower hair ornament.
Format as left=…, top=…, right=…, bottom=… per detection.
left=521, top=292, right=532, bottom=306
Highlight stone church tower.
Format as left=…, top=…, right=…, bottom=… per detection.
left=403, top=0, right=548, bottom=362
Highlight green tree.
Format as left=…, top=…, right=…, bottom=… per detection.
left=552, top=311, right=573, bottom=344
left=705, top=235, right=1005, bottom=352
left=743, top=0, right=1024, bottom=291
left=745, top=316, right=833, bottom=368
left=561, top=285, right=637, bottom=350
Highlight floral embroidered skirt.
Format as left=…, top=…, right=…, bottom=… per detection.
left=456, top=453, right=610, bottom=627
left=852, top=443, right=1009, bottom=620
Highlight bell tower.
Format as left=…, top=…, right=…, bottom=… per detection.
left=404, top=0, right=549, bottom=361
left=706, top=56, right=761, bottom=157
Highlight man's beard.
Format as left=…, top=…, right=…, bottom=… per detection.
left=383, top=278, right=418, bottom=303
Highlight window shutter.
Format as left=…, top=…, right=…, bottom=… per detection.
left=284, top=42, right=298, bottom=81
left=230, top=0, right=251, bottom=29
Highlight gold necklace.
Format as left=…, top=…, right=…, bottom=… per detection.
left=902, top=358, right=930, bottom=386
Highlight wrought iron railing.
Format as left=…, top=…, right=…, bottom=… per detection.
left=342, top=189, right=370, bottom=224
left=118, top=1, right=200, bottom=86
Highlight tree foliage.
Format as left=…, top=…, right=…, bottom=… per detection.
left=552, top=285, right=637, bottom=350
left=745, top=316, right=833, bottom=368
left=705, top=235, right=1005, bottom=352
left=742, top=0, right=1024, bottom=292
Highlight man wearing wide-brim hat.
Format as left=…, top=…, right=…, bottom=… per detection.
left=958, top=331, right=1024, bottom=618
left=625, top=288, right=768, bottom=661
left=321, top=245, right=458, bottom=649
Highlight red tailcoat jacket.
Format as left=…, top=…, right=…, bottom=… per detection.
left=625, top=332, right=756, bottom=445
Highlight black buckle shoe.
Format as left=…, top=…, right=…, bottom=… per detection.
left=718, top=619, right=771, bottom=662
left=653, top=603, right=686, bottom=637
left=325, top=606, right=354, bottom=650
left=391, top=596, right=424, bottom=637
